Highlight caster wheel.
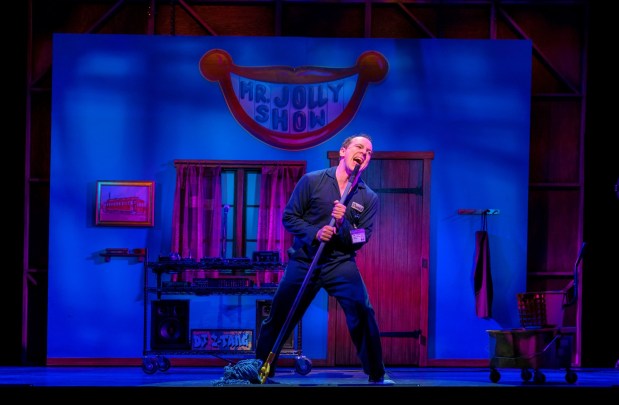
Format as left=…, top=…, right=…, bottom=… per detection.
left=521, top=368, right=532, bottom=382
left=156, top=356, right=171, bottom=372
left=533, top=370, right=546, bottom=384
left=294, top=355, right=312, bottom=375
left=142, top=357, right=159, bottom=374
left=489, top=368, right=501, bottom=383
left=565, top=370, right=578, bottom=384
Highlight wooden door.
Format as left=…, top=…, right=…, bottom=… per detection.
left=326, top=151, right=433, bottom=367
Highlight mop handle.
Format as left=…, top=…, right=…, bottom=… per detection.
left=259, top=163, right=361, bottom=383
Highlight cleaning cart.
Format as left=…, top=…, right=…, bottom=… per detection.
left=487, top=324, right=576, bottom=384
left=487, top=243, right=585, bottom=384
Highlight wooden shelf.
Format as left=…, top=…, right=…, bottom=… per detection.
left=100, top=249, right=146, bottom=262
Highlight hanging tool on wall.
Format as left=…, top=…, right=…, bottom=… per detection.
left=474, top=210, right=493, bottom=319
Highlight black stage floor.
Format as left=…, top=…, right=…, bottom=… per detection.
left=1, top=365, right=617, bottom=402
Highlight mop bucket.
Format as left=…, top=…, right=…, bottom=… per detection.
left=486, top=243, right=585, bottom=384
left=487, top=327, right=576, bottom=383
left=488, top=290, right=576, bottom=383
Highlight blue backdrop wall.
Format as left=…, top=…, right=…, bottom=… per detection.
left=48, top=34, right=532, bottom=362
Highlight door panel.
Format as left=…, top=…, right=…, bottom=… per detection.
left=326, top=152, right=433, bottom=366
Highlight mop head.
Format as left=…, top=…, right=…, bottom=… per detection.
left=212, top=359, right=264, bottom=386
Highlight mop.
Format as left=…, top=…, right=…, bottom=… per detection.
left=214, top=163, right=361, bottom=385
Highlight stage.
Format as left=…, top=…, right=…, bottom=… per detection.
left=1, top=366, right=617, bottom=401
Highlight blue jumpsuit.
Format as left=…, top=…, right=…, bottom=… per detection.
left=255, top=166, right=385, bottom=380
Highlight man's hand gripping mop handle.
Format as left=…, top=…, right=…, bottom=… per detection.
left=258, top=164, right=361, bottom=383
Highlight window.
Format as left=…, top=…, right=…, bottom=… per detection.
left=172, top=160, right=306, bottom=263
left=221, top=168, right=261, bottom=259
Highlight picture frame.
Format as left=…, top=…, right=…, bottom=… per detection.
left=95, top=180, right=155, bottom=227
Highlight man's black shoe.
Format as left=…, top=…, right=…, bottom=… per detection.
left=368, top=375, right=395, bottom=385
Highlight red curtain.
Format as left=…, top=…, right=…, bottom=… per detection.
left=257, top=165, right=305, bottom=263
left=171, top=164, right=222, bottom=262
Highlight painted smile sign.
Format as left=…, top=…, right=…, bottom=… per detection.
left=200, top=49, right=389, bottom=150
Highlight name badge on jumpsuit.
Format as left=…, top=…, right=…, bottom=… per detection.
left=350, top=202, right=366, bottom=244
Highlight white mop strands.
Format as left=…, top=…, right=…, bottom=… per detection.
left=212, top=359, right=264, bottom=385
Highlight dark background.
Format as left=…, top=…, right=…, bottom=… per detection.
left=581, top=2, right=618, bottom=368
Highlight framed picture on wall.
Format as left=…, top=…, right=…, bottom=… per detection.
left=95, top=180, right=155, bottom=226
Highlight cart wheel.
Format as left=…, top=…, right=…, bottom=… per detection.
left=520, top=368, right=532, bottom=382
left=156, top=355, right=171, bottom=372
left=294, top=355, right=312, bottom=375
left=533, top=370, right=546, bottom=384
left=142, top=356, right=159, bottom=374
left=489, top=368, right=501, bottom=383
left=565, top=369, right=578, bottom=384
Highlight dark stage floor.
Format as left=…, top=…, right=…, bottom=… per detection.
left=1, top=364, right=617, bottom=402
